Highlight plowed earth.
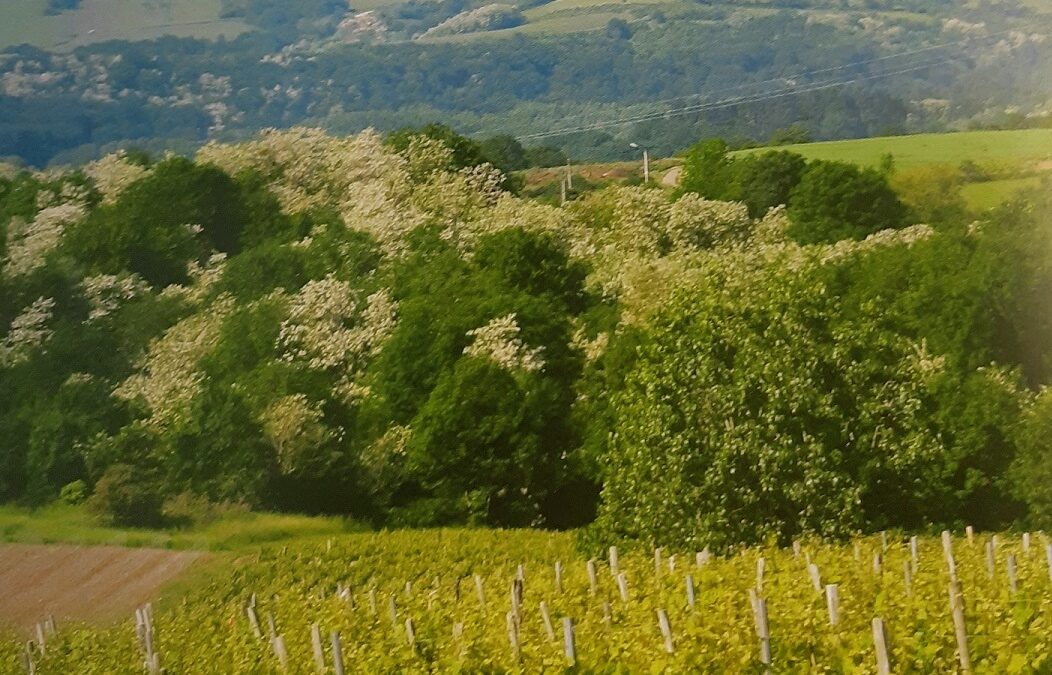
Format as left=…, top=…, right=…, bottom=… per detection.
left=0, top=544, right=205, bottom=629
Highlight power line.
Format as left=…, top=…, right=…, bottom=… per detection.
left=519, top=56, right=964, bottom=140
left=643, top=26, right=1024, bottom=109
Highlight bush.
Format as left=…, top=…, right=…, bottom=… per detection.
left=591, top=250, right=963, bottom=550
left=87, top=464, right=164, bottom=527
left=59, top=479, right=87, bottom=505
left=788, top=160, right=908, bottom=244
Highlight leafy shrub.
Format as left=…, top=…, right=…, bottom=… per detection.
left=87, top=464, right=164, bottom=527
left=58, top=479, right=87, bottom=505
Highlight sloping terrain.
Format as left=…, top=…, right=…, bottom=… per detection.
left=0, top=544, right=205, bottom=629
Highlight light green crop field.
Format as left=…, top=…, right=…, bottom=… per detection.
left=0, top=0, right=250, bottom=51
left=734, top=129, right=1052, bottom=171
left=2, top=526, right=1050, bottom=672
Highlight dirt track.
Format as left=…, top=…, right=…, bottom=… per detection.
left=0, top=544, right=205, bottom=628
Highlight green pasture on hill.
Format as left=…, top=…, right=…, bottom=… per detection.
left=0, top=0, right=250, bottom=51
left=735, top=129, right=1052, bottom=171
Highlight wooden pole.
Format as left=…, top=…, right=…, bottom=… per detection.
left=808, top=563, right=822, bottom=592
left=562, top=617, right=576, bottom=666
left=272, top=635, right=289, bottom=671
left=754, top=596, right=771, bottom=670
left=697, top=548, right=710, bottom=567
left=756, top=557, right=765, bottom=593
left=657, top=609, right=674, bottom=653
left=986, top=540, right=996, bottom=578
left=1007, top=554, right=1018, bottom=594
left=903, top=560, right=913, bottom=598
left=1046, top=544, right=1052, bottom=583
left=331, top=632, right=346, bottom=675
left=540, top=601, right=556, bottom=641
left=405, top=618, right=416, bottom=648
left=825, top=584, right=839, bottom=626
left=555, top=561, right=563, bottom=593
left=1023, top=532, right=1031, bottom=554
left=965, top=525, right=974, bottom=545
left=617, top=573, right=630, bottom=603
left=948, top=581, right=972, bottom=673
left=873, top=552, right=882, bottom=576
left=475, top=574, right=486, bottom=609
left=910, top=536, right=919, bottom=571
left=388, top=595, right=398, bottom=628
left=654, top=547, right=663, bottom=578
left=506, top=612, right=520, bottom=661
left=311, top=623, right=325, bottom=673
left=686, top=574, right=696, bottom=610
left=609, top=546, right=620, bottom=576
left=872, top=618, right=891, bottom=675
left=587, top=559, right=598, bottom=595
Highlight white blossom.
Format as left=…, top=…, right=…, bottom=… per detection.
left=0, top=296, right=56, bottom=366
left=464, top=313, right=544, bottom=372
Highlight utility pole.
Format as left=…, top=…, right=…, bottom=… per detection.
left=630, top=142, right=650, bottom=183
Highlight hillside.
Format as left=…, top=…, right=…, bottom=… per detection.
left=1, top=0, right=1049, bottom=166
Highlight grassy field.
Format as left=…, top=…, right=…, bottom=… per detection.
left=734, top=129, right=1052, bottom=171
left=961, top=176, right=1045, bottom=211
left=0, top=504, right=352, bottom=551
left=0, top=0, right=250, bottom=51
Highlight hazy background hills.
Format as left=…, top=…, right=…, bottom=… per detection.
left=1, top=0, right=1050, bottom=166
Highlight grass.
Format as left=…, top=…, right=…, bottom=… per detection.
left=0, top=504, right=355, bottom=552
left=0, top=0, right=250, bottom=51
left=961, top=176, right=1044, bottom=211
left=733, top=129, right=1052, bottom=171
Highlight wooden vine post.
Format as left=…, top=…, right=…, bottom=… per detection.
left=562, top=617, right=577, bottom=666
left=656, top=609, right=674, bottom=653
left=872, top=618, right=891, bottom=675
left=330, top=632, right=346, bottom=675
left=948, top=581, right=972, bottom=674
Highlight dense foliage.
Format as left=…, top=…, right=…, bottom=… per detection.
left=0, top=126, right=1049, bottom=544
left=4, top=529, right=1051, bottom=672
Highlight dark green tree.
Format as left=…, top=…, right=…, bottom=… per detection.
left=787, top=160, right=908, bottom=244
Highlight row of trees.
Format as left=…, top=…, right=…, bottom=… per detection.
left=1, top=126, right=1049, bottom=548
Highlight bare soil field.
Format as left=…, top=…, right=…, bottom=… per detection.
left=0, top=544, right=205, bottom=629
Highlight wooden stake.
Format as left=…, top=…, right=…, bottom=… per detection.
left=873, top=552, right=882, bottom=576
left=754, top=596, right=771, bottom=670
left=506, top=612, right=520, bottom=661
left=1046, top=545, right=1052, bottom=583
left=910, top=536, right=919, bottom=569
left=872, top=618, right=890, bottom=675
left=792, top=540, right=801, bottom=557
left=368, top=589, right=377, bottom=616
left=685, top=574, right=696, bottom=610
left=825, top=584, right=839, bottom=626
left=587, top=559, right=598, bottom=595
left=1023, top=532, right=1031, bottom=554
left=965, top=525, right=974, bottom=544
left=311, top=623, right=325, bottom=673
left=331, top=632, right=346, bottom=675
left=986, top=540, right=996, bottom=578
left=405, top=618, right=416, bottom=648
left=756, top=557, right=765, bottom=593
left=602, top=600, right=613, bottom=625
left=555, top=561, right=563, bottom=593
left=609, top=546, right=620, bottom=576
left=562, top=617, right=576, bottom=665
left=474, top=574, right=486, bottom=608
left=949, top=581, right=972, bottom=673
left=696, top=548, right=710, bottom=567
left=654, top=547, right=663, bottom=578
left=271, top=635, right=289, bottom=671
left=808, top=563, right=822, bottom=592
left=617, top=573, right=629, bottom=603
left=388, top=595, right=399, bottom=628
left=880, top=530, right=888, bottom=552
left=903, top=560, right=913, bottom=598
left=1007, top=554, right=1018, bottom=594
left=657, top=609, right=674, bottom=653
left=540, top=601, right=555, bottom=641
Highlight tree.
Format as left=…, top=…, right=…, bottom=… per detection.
left=524, top=145, right=568, bottom=168
left=733, top=150, right=807, bottom=217
left=676, top=138, right=737, bottom=201
left=386, top=123, right=486, bottom=171
left=890, top=165, right=969, bottom=225
left=787, top=160, right=908, bottom=244
left=64, top=157, right=251, bottom=286
left=479, top=135, right=528, bottom=172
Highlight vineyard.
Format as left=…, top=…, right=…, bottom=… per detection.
left=5, top=528, right=1052, bottom=673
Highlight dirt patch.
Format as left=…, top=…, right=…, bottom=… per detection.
left=0, top=544, right=205, bottom=629
left=1035, top=160, right=1052, bottom=172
